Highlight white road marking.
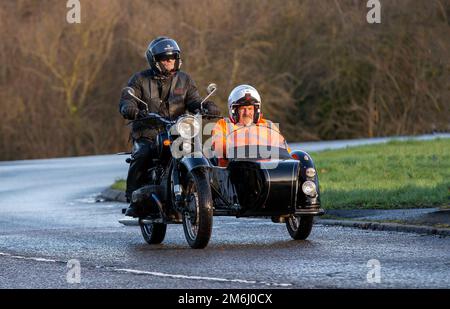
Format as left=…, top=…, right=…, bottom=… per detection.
left=0, top=252, right=57, bottom=263
left=0, top=252, right=292, bottom=287
left=115, top=268, right=292, bottom=287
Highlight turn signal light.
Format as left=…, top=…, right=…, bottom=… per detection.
left=163, top=139, right=171, bottom=146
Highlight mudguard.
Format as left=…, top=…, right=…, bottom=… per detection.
left=291, top=150, right=321, bottom=207
left=179, top=153, right=212, bottom=173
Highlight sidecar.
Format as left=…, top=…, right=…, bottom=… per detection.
left=119, top=114, right=324, bottom=245
left=209, top=131, right=324, bottom=240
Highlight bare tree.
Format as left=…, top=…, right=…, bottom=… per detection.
left=0, top=0, right=448, bottom=160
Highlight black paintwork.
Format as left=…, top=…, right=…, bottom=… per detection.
left=210, top=155, right=323, bottom=218
left=133, top=114, right=324, bottom=223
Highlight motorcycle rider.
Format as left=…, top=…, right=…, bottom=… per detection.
left=119, top=36, right=220, bottom=217
left=211, top=84, right=291, bottom=166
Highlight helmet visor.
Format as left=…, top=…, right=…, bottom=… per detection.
left=235, top=96, right=260, bottom=106
left=155, top=53, right=178, bottom=62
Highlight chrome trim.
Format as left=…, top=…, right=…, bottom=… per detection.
left=294, top=208, right=325, bottom=216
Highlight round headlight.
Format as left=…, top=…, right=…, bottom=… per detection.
left=302, top=181, right=317, bottom=197
left=176, top=116, right=201, bottom=139
left=182, top=142, right=192, bottom=153
left=306, top=168, right=316, bottom=178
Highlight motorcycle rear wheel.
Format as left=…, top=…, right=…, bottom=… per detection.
left=140, top=222, right=167, bottom=244
left=286, top=215, right=313, bottom=240
left=181, top=169, right=213, bottom=249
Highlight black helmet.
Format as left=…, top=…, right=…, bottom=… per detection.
left=145, top=36, right=181, bottom=76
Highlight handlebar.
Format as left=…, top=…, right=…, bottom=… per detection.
left=143, top=112, right=175, bottom=125
left=127, top=112, right=222, bottom=127
left=127, top=112, right=175, bottom=126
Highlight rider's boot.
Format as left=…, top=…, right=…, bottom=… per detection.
left=124, top=150, right=149, bottom=218
left=125, top=202, right=141, bottom=217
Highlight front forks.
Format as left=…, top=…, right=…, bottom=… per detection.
left=172, top=162, right=186, bottom=210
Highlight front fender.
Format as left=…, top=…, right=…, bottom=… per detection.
left=291, top=150, right=321, bottom=207
left=291, top=150, right=316, bottom=172
left=179, top=154, right=212, bottom=173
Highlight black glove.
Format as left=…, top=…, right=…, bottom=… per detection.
left=122, top=106, right=139, bottom=120
left=136, top=110, right=148, bottom=119
left=203, top=101, right=221, bottom=117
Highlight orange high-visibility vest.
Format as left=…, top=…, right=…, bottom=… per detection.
left=211, top=117, right=291, bottom=166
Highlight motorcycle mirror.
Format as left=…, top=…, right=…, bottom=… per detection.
left=207, top=83, right=217, bottom=94
left=200, top=83, right=218, bottom=112
left=124, top=87, right=149, bottom=113
left=125, top=87, right=135, bottom=96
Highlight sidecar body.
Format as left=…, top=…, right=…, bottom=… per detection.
left=210, top=145, right=324, bottom=218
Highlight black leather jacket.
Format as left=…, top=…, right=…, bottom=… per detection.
left=119, top=69, right=205, bottom=140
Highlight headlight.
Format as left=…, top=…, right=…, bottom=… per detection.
left=302, top=181, right=317, bottom=197
left=306, top=168, right=316, bottom=178
left=176, top=116, right=200, bottom=139
left=182, top=142, right=192, bottom=153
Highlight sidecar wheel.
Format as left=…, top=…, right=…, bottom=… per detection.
left=140, top=222, right=167, bottom=244
left=182, top=169, right=213, bottom=249
left=286, top=215, right=313, bottom=240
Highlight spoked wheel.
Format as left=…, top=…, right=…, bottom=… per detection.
left=286, top=215, right=314, bottom=240
left=140, top=222, right=167, bottom=244
left=181, top=169, right=213, bottom=249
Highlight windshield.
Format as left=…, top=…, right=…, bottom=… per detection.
left=221, top=124, right=291, bottom=160
left=225, top=124, right=288, bottom=149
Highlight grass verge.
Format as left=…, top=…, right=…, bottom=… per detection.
left=312, top=138, right=449, bottom=209
left=111, top=179, right=126, bottom=191
left=110, top=138, right=450, bottom=209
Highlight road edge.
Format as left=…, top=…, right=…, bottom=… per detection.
left=99, top=188, right=449, bottom=237
left=316, top=219, right=450, bottom=237
left=100, top=188, right=127, bottom=203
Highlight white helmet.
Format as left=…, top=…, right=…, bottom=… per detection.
left=227, top=84, right=261, bottom=124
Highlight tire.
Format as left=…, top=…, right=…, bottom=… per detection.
left=140, top=222, right=167, bottom=244
left=181, top=169, right=213, bottom=249
left=286, top=215, right=314, bottom=240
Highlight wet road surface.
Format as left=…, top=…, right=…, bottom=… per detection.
left=1, top=135, right=449, bottom=288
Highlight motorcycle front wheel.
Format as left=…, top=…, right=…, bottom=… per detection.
left=286, top=215, right=314, bottom=240
left=181, top=169, right=213, bottom=249
left=140, top=222, right=167, bottom=244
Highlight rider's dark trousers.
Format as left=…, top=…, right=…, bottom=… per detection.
left=126, top=138, right=156, bottom=203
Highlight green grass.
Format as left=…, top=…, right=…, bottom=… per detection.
left=110, top=138, right=450, bottom=209
left=311, top=138, right=450, bottom=209
left=111, top=179, right=126, bottom=191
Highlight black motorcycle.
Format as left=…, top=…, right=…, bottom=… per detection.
left=119, top=85, right=324, bottom=249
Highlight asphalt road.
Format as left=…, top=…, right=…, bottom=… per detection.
left=1, top=135, right=449, bottom=289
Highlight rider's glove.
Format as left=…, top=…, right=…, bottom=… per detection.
left=121, top=106, right=139, bottom=120
left=136, top=110, right=148, bottom=119
left=203, top=101, right=221, bottom=117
